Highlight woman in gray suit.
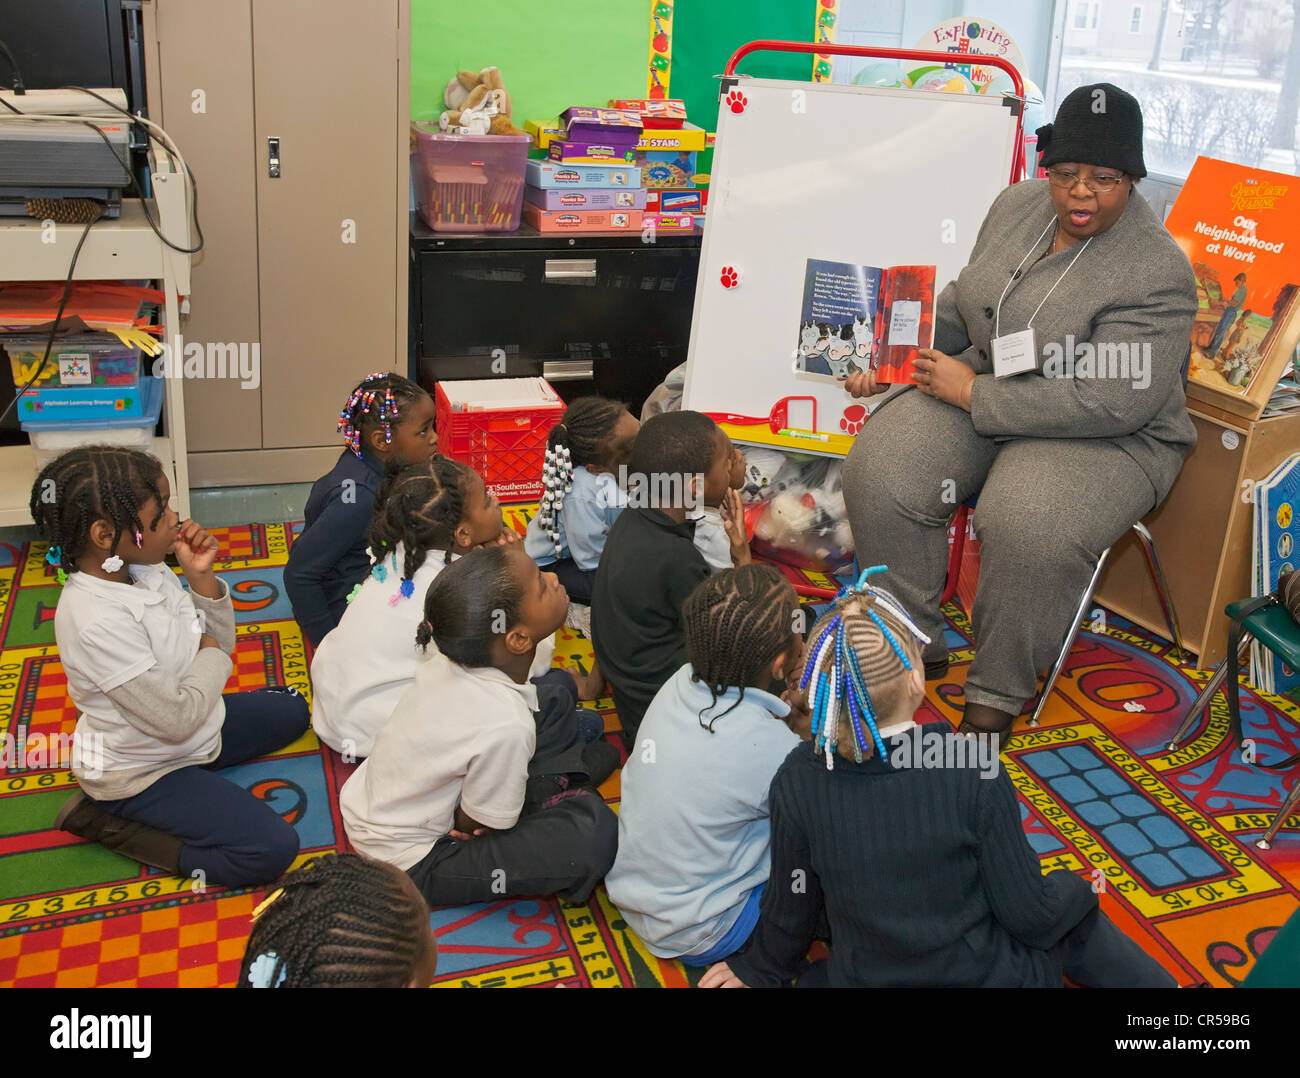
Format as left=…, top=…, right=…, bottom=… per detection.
left=842, top=83, right=1196, bottom=743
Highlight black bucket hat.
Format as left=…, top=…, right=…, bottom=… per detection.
left=1036, top=82, right=1146, bottom=178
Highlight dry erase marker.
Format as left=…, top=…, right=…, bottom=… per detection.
left=778, top=428, right=830, bottom=443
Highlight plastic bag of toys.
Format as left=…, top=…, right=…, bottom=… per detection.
left=739, top=447, right=855, bottom=573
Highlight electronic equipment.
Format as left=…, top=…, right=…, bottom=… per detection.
left=0, top=88, right=131, bottom=217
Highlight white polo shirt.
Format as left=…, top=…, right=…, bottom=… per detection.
left=311, top=543, right=555, bottom=758
left=55, top=563, right=226, bottom=777
left=339, top=655, right=539, bottom=870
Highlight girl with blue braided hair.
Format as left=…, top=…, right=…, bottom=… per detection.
left=701, top=568, right=1177, bottom=989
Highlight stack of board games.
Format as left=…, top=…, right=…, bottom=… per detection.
left=524, top=100, right=706, bottom=233
left=524, top=106, right=646, bottom=232
left=1251, top=452, right=1300, bottom=699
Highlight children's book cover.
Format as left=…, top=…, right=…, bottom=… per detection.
left=794, top=259, right=934, bottom=384
left=1164, top=157, right=1300, bottom=407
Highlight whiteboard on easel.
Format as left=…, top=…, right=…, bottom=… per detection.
left=682, top=76, right=1020, bottom=456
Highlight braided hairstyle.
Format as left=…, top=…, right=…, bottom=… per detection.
left=536, top=396, right=629, bottom=559
left=682, top=564, right=799, bottom=730
left=368, top=456, right=474, bottom=602
left=799, top=568, right=929, bottom=769
left=29, top=447, right=166, bottom=578
left=238, top=853, right=434, bottom=988
left=338, top=372, right=428, bottom=458
left=414, top=544, right=521, bottom=665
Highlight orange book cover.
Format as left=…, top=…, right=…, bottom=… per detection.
left=1163, top=157, right=1300, bottom=399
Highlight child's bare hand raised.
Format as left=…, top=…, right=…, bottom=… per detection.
left=173, top=520, right=222, bottom=598
left=699, top=961, right=748, bottom=988
left=722, top=488, right=750, bottom=567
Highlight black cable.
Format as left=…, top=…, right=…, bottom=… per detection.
left=0, top=207, right=104, bottom=427
left=0, top=85, right=204, bottom=254
left=59, top=86, right=204, bottom=255
left=0, top=37, right=26, bottom=94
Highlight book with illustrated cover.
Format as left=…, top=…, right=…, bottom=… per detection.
left=794, top=259, right=935, bottom=385
left=1163, top=157, right=1300, bottom=419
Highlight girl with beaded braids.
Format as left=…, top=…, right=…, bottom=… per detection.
left=606, top=565, right=805, bottom=965
left=701, top=568, right=1176, bottom=989
left=240, top=853, right=438, bottom=988
left=523, top=396, right=639, bottom=604
left=32, top=448, right=309, bottom=887
left=285, top=371, right=437, bottom=649
left=311, top=455, right=561, bottom=760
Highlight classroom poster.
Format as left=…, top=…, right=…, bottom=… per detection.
left=1164, top=157, right=1300, bottom=398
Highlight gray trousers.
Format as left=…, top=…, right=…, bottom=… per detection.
left=842, top=390, right=1157, bottom=714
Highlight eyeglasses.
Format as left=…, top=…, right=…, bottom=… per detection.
left=1045, top=167, right=1127, bottom=194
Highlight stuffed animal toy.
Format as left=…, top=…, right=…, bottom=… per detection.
left=440, top=67, right=524, bottom=136
left=749, top=456, right=854, bottom=569
left=739, top=447, right=801, bottom=502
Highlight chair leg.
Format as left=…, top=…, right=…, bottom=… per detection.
left=1165, top=632, right=1251, bottom=751
left=940, top=504, right=970, bottom=608
left=1029, top=547, right=1111, bottom=727
left=1257, top=774, right=1300, bottom=851
left=1130, top=521, right=1186, bottom=663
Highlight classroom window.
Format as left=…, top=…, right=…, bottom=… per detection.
left=1052, top=0, right=1300, bottom=179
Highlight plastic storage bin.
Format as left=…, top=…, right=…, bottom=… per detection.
left=22, top=376, right=164, bottom=470
left=4, top=334, right=141, bottom=390
left=411, top=125, right=529, bottom=232
left=434, top=377, right=563, bottom=502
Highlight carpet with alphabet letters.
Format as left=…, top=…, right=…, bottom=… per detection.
left=0, top=516, right=1297, bottom=987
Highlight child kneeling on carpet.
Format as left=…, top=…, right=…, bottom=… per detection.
left=524, top=395, right=639, bottom=605
left=700, top=568, right=1177, bottom=989
left=311, top=455, right=595, bottom=760
left=591, top=411, right=748, bottom=749
left=339, top=545, right=619, bottom=907
left=285, top=372, right=438, bottom=649
left=34, top=448, right=309, bottom=888
left=240, top=852, right=439, bottom=987
left=606, top=564, right=804, bottom=964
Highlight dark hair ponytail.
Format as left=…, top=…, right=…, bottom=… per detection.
left=414, top=545, right=522, bottom=666
left=368, top=456, right=472, bottom=599
left=536, top=396, right=627, bottom=559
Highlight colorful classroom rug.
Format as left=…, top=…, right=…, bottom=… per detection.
left=1, top=515, right=1297, bottom=988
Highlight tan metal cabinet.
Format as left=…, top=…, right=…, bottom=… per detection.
left=142, top=0, right=409, bottom=485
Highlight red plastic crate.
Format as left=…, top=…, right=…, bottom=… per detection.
left=435, top=379, right=564, bottom=503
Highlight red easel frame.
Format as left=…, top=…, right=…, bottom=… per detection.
left=724, top=40, right=1028, bottom=183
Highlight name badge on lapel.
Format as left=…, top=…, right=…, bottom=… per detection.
left=991, top=328, right=1037, bottom=378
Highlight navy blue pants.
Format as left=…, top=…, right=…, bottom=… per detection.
left=94, top=687, right=310, bottom=889
left=406, top=670, right=617, bottom=907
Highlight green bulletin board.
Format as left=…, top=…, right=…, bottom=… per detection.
left=670, top=1, right=814, bottom=135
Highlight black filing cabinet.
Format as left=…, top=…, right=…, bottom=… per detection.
left=409, top=214, right=702, bottom=415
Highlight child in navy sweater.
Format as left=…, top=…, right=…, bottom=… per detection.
left=285, top=372, right=437, bottom=647
left=701, top=569, right=1177, bottom=988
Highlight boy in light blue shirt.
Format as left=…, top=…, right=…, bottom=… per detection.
left=605, top=565, right=806, bottom=963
